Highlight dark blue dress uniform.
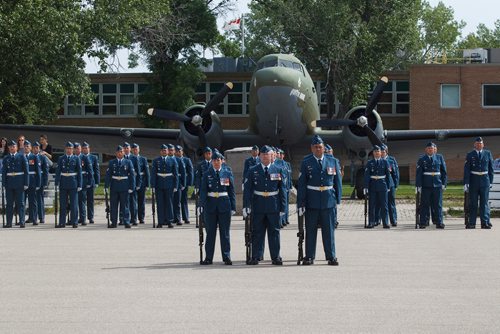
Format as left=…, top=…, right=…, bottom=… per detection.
left=181, top=154, right=194, bottom=223
left=105, top=151, right=136, bottom=228
left=124, top=145, right=141, bottom=225
left=383, top=146, right=400, bottom=226
left=55, top=144, right=83, bottom=228
left=274, top=156, right=291, bottom=226
left=150, top=149, right=178, bottom=227
left=199, top=160, right=236, bottom=263
left=297, top=145, right=342, bottom=263
left=416, top=144, right=447, bottom=228
left=133, top=146, right=150, bottom=224
left=464, top=141, right=494, bottom=228
left=1, top=143, right=29, bottom=228
left=34, top=143, right=49, bottom=224
left=242, top=152, right=260, bottom=188
left=243, top=147, right=287, bottom=264
left=77, top=149, right=94, bottom=225
left=25, top=149, right=42, bottom=224
left=173, top=151, right=186, bottom=225
left=83, top=143, right=99, bottom=224
left=364, top=153, right=393, bottom=228
left=195, top=159, right=212, bottom=191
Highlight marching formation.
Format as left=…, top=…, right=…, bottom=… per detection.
left=0, top=134, right=495, bottom=265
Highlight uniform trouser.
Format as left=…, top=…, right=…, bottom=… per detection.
left=111, top=190, right=130, bottom=225
left=173, top=187, right=182, bottom=221
left=305, top=207, right=336, bottom=260
left=6, top=188, right=25, bottom=225
left=251, top=213, right=281, bottom=261
left=137, top=187, right=146, bottom=222
left=36, top=187, right=45, bottom=222
left=468, top=185, right=490, bottom=226
left=128, top=191, right=138, bottom=223
left=420, top=187, right=442, bottom=226
left=78, top=186, right=88, bottom=222
left=280, top=190, right=289, bottom=225
left=387, top=187, right=397, bottom=224
left=369, top=190, right=388, bottom=226
left=155, top=188, right=173, bottom=226
left=26, top=187, right=37, bottom=223
left=181, top=187, right=189, bottom=222
left=85, top=186, right=95, bottom=221
left=204, top=210, right=231, bottom=261
left=59, top=188, right=78, bottom=226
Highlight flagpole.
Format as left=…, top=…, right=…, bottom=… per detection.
left=241, top=15, right=245, bottom=57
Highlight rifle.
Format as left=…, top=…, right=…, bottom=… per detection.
left=1, top=185, right=5, bottom=228
left=297, top=211, right=304, bottom=265
left=151, top=188, right=156, bottom=228
left=54, top=184, right=58, bottom=228
left=195, top=190, right=199, bottom=228
left=464, top=190, right=469, bottom=226
left=198, top=204, right=204, bottom=264
left=415, top=189, right=421, bottom=229
left=364, top=192, right=368, bottom=228
left=245, top=211, right=253, bottom=265
left=105, top=187, right=110, bottom=228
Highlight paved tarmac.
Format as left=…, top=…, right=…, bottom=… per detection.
left=1, top=200, right=500, bottom=333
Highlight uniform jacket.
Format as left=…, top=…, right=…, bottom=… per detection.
left=385, top=155, right=400, bottom=188
left=125, top=154, right=141, bottom=189
left=297, top=154, right=342, bottom=209
left=150, top=156, right=178, bottom=190
left=199, top=166, right=236, bottom=213
left=274, top=158, right=292, bottom=190
left=78, top=154, right=94, bottom=188
left=195, top=160, right=211, bottom=189
left=174, top=156, right=186, bottom=189
left=1, top=152, right=29, bottom=189
left=86, top=154, right=100, bottom=185
left=136, top=155, right=150, bottom=189
left=243, top=156, right=260, bottom=183
left=26, top=153, right=42, bottom=190
left=243, top=163, right=287, bottom=214
left=104, top=158, right=135, bottom=192
left=416, top=154, right=447, bottom=188
left=464, top=149, right=494, bottom=187
left=364, top=158, right=393, bottom=192
left=37, top=153, right=50, bottom=188
left=55, top=155, right=83, bottom=190
left=183, top=156, right=194, bottom=187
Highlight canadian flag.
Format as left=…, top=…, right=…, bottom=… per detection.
left=223, top=18, right=241, bottom=31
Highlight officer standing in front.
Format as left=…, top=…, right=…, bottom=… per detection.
left=173, top=145, right=186, bottom=226
left=32, top=141, right=49, bottom=224
left=364, top=145, right=392, bottom=229
left=55, top=142, right=82, bottom=228
left=415, top=142, right=447, bottom=229
left=243, top=145, right=287, bottom=265
left=179, top=146, right=193, bottom=224
left=381, top=144, right=399, bottom=227
left=132, top=143, right=150, bottom=224
left=24, top=140, right=41, bottom=225
left=105, top=145, right=136, bottom=228
left=82, top=142, right=99, bottom=224
left=74, top=142, right=94, bottom=226
left=2, top=140, right=29, bottom=228
left=464, top=137, right=494, bottom=229
left=199, top=152, right=236, bottom=265
left=297, top=135, right=342, bottom=265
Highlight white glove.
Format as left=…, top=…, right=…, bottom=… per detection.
left=280, top=212, right=285, bottom=217
left=241, top=184, right=244, bottom=192
left=197, top=207, right=203, bottom=215
left=464, top=184, right=469, bottom=192
left=173, top=188, right=177, bottom=192
left=442, top=185, right=446, bottom=191
left=24, top=186, right=28, bottom=191
left=87, top=185, right=91, bottom=188
left=231, top=210, right=236, bottom=216
left=416, top=187, right=422, bottom=194
left=298, top=207, right=306, bottom=216
left=363, top=188, right=368, bottom=195
left=77, top=187, right=82, bottom=192
left=181, top=186, right=185, bottom=191
left=387, top=188, right=390, bottom=192
left=194, top=188, right=198, bottom=195
left=136, top=186, right=140, bottom=191
left=128, top=189, right=133, bottom=193
left=95, top=184, right=99, bottom=189
left=242, top=207, right=250, bottom=218
left=36, top=187, right=40, bottom=191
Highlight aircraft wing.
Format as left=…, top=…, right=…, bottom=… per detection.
left=385, top=128, right=500, bottom=142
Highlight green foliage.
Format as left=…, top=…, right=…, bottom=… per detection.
left=215, top=34, right=241, bottom=58
left=457, top=20, right=500, bottom=50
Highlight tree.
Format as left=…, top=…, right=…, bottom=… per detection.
left=458, top=20, right=500, bottom=50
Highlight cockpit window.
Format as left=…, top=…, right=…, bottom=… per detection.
left=279, top=60, right=293, bottom=68
left=292, top=62, right=305, bottom=75
left=257, top=59, right=278, bottom=69
left=256, top=58, right=304, bottom=75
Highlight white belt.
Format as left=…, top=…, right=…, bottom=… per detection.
left=157, top=173, right=173, bottom=177
left=423, top=172, right=440, bottom=176
left=61, top=173, right=77, bottom=177
left=471, top=171, right=488, bottom=175
left=28, top=171, right=36, bottom=175
left=370, top=175, right=386, bottom=180
left=140, top=172, right=145, bottom=176
left=6, top=172, right=24, bottom=176
left=82, top=171, right=88, bottom=174
left=208, top=192, right=228, bottom=198
left=254, top=190, right=279, bottom=197
left=307, top=185, right=333, bottom=191
left=112, top=176, right=128, bottom=180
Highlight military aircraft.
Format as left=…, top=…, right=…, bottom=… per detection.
left=2, top=53, right=500, bottom=196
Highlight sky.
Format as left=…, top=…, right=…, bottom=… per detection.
left=84, top=0, right=499, bottom=73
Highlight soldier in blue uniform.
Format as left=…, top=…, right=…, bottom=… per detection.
left=2, top=140, right=29, bottom=228
left=195, top=147, right=212, bottom=194
left=82, top=142, right=99, bottom=224
left=177, top=146, right=193, bottom=224
left=105, top=145, right=136, bottom=228
left=55, top=142, right=82, bottom=228
left=464, top=137, right=494, bottom=229
left=23, top=140, right=41, bottom=225
left=381, top=144, right=399, bottom=227
left=324, top=144, right=333, bottom=155
left=243, top=145, right=287, bottom=265
left=415, top=142, right=447, bottom=229
left=32, top=142, right=49, bottom=224
left=132, top=143, right=150, bottom=224
left=274, top=148, right=292, bottom=227
left=364, top=145, right=393, bottom=229
left=123, top=142, right=141, bottom=226
left=172, top=145, right=186, bottom=226
left=199, top=152, right=236, bottom=265
left=242, top=145, right=260, bottom=191
left=297, top=135, right=342, bottom=265
left=74, top=142, right=94, bottom=226
left=150, top=144, right=178, bottom=228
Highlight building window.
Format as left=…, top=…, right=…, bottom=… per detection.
left=194, top=81, right=248, bottom=116
left=441, top=84, right=460, bottom=108
left=483, top=84, right=500, bottom=107
left=375, top=80, right=410, bottom=114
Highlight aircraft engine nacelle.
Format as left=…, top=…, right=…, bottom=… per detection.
left=342, top=106, right=385, bottom=160
left=179, top=105, right=223, bottom=153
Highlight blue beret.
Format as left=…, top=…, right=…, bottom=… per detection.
left=32, top=141, right=40, bottom=147
left=73, top=142, right=80, bottom=148
left=260, top=145, right=272, bottom=153
left=81, top=142, right=89, bottom=148
left=166, top=144, right=174, bottom=149
left=203, top=147, right=212, bottom=153
left=252, top=145, right=259, bottom=150
left=116, top=145, right=123, bottom=152
left=381, top=144, right=388, bottom=151
left=123, top=142, right=130, bottom=148
left=131, top=143, right=139, bottom=149
left=324, top=144, right=332, bottom=151
left=175, top=145, right=183, bottom=152
left=160, top=144, right=168, bottom=149
left=278, top=149, right=284, bottom=154
left=475, top=137, right=483, bottom=143
left=7, top=140, right=16, bottom=147
left=212, top=152, right=223, bottom=160
left=24, top=140, right=31, bottom=146
left=372, top=145, right=381, bottom=151
left=65, top=142, right=74, bottom=148
left=311, top=135, right=324, bottom=145
left=426, top=142, right=436, bottom=148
